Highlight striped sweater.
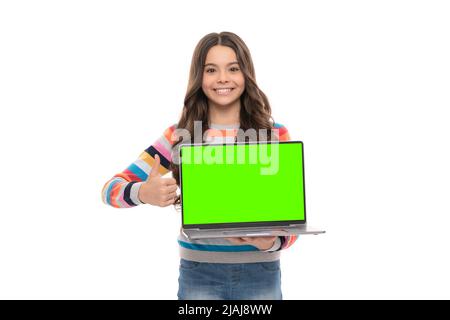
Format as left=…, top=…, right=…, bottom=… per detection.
left=101, top=122, right=298, bottom=263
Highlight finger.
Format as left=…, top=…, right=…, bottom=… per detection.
left=163, top=177, right=177, bottom=186
left=149, top=154, right=162, bottom=179
left=225, top=237, right=238, bottom=243
left=164, top=192, right=177, bottom=201
left=165, top=185, right=178, bottom=193
left=162, top=197, right=176, bottom=207
left=226, top=237, right=246, bottom=244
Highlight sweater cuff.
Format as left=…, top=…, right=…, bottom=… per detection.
left=262, top=237, right=282, bottom=252
left=131, top=182, right=145, bottom=205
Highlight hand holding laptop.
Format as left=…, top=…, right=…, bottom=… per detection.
left=226, top=236, right=277, bottom=251
left=138, top=154, right=178, bottom=207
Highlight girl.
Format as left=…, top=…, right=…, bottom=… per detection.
left=101, top=31, right=298, bottom=300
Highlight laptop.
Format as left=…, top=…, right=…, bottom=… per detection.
left=179, top=140, right=325, bottom=239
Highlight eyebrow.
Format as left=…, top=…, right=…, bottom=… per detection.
left=204, top=61, right=240, bottom=67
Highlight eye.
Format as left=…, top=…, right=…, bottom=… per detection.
left=205, top=68, right=215, bottom=73
left=230, top=67, right=240, bottom=72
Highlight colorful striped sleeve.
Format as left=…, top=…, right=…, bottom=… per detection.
left=272, top=122, right=291, bottom=141
left=101, top=124, right=178, bottom=208
left=272, top=123, right=298, bottom=250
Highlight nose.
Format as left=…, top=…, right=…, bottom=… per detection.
left=217, top=70, right=229, bottom=83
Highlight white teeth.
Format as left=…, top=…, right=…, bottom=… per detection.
left=215, top=88, right=233, bottom=95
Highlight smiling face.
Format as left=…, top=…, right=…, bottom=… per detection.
left=202, top=45, right=245, bottom=111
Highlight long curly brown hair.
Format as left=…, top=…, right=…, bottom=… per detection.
left=171, top=31, right=278, bottom=207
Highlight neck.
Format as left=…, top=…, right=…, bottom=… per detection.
left=208, top=100, right=241, bottom=126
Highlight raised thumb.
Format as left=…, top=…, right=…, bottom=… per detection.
left=148, top=154, right=162, bottom=179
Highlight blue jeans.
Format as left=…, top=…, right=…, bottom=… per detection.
left=177, top=259, right=282, bottom=300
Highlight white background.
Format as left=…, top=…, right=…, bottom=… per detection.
left=1, top=0, right=449, bottom=299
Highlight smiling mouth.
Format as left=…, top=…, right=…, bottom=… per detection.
left=214, top=88, right=235, bottom=95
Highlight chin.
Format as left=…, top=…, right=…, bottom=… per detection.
left=212, top=99, right=239, bottom=107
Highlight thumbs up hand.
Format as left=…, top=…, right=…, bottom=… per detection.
left=138, top=154, right=178, bottom=207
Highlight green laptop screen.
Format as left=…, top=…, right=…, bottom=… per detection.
left=180, top=142, right=305, bottom=225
